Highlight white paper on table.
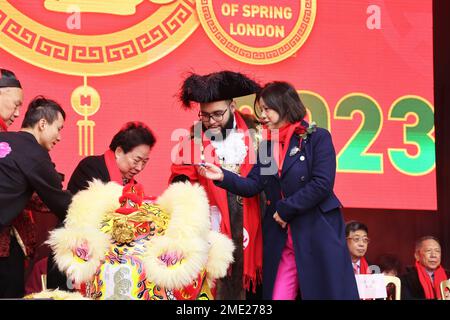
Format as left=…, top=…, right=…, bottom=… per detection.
left=355, top=274, right=387, bottom=299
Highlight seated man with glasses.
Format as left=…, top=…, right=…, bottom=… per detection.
left=345, top=221, right=371, bottom=275
left=400, top=236, right=449, bottom=300
left=170, top=70, right=263, bottom=300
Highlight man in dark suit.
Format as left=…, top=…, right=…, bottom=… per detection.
left=401, top=236, right=449, bottom=300
left=0, top=96, right=72, bottom=298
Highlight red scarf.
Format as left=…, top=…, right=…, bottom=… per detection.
left=268, top=122, right=306, bottom=176
left=0, top=118, right=8, bottom=132
left=415, top=260, right=448, bottom=299
left=103, top=149, right=135, bottom=185
left=359, top=257, right=369, bottom=274
left=170, top=112, right=263, bottom=292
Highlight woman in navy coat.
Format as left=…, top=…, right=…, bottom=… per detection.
left=198, top=81, right=359, bottom=300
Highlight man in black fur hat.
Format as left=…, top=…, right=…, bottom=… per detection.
left=170, top=70, right=264, bottom=300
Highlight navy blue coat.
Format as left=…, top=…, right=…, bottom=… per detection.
left=215, top=122, right=359, bottom=300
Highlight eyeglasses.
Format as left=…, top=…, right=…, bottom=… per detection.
left=347, top=237, right=370, bottom=244
left=198, top=108, right=229, bottom=122
left=125, top=153, right=149, bottom=169
left=131, top=158, right=148, bottom=168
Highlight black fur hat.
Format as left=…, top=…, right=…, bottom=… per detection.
left=179, top=70, right=261, bottom=108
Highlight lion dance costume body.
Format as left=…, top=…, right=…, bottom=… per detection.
left=45, top=181, right=234, bottom=300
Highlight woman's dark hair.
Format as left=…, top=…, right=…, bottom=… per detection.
left=109, top=121, right=156, bottom=153
left=21, top=96, right=65, bottom=128
left=254, top=81, right=306, bottom=123
left=345, top=220, right=369, bottom=237
left=376, top=253, right=402, bottom=274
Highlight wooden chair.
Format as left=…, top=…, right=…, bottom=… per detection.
left=384, top=275, right=401, bottom=300
left=440, top=279, right=450, bottom=300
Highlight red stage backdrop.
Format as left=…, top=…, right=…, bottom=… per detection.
left=0, top=0, right=435, bottom=210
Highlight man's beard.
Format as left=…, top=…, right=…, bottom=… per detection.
left=202, top=113, right=235, bottom=142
